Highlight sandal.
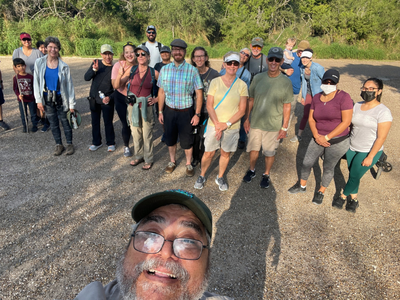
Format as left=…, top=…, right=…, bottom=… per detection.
left=130, top=158, right=144, bottom=166
left=142, top=163, right=153, bottom=170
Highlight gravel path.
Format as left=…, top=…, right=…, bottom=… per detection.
left=0, top=56, right=399, bottom=299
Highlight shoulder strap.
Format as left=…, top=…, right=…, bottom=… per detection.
left=214, top=77, right=238, bottom=110
left=158, top=42, right=162, bottom=53
left=259, top=54, right=264, bottom=72
left=150, top=67, right=156, bottom=97
left=239, top=67, right=245, bottom=79
left=127, top=65, right=138, bottom=93
left=142, top=42, right=146, bottom=46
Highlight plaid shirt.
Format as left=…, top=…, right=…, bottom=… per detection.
left=157, top=61, right=203, bottom=109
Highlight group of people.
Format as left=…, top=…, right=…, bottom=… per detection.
left=0, top=29, right=393, bottom=214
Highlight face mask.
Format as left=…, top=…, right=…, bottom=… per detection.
left=360, top=91, right=376, bottom=102
left=320, top=84, right=336, bottom=95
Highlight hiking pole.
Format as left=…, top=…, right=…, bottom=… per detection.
left=15, top=74, right=29, bottom=133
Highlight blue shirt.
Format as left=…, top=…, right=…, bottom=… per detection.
left=288, top=53, right=301, bottom=95
left=220, top=67, right=251, bottom=88
left=45, top=66, right=60, bottom=94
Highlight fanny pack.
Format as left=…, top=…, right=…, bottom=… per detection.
left=326, top=134, right=349, bottom=145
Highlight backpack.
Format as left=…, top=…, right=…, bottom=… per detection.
left=142, top=42, right=162, bottom=53
left=127, top=65, right=156, bottom=97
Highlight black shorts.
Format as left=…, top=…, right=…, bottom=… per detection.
left=163, top=105, right=194, bottom=149
left=0, top=88, right=5, bottom=105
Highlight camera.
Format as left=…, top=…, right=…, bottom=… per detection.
left=125, top=91, right=137, bottom=105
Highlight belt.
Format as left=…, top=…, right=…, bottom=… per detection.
left=166, top=105, right=192, bottom=112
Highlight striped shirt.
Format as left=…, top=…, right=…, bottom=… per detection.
left=157, top=61, right=203, bottom=109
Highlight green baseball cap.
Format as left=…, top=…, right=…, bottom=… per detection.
left=132, top=189, right=213, bottom=237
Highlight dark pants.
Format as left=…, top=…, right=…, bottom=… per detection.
left=193, top=112, right=208, bottom=162
left=45, top=104, right=72, bottom=145
left=114, top=91, right=131, bottom=147
left=239, top=115, right=247, bottom=142
left=91, top=100, right=115, bottom=146
left=18, top=101, right=39, bottom=127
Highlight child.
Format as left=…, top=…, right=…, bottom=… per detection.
left=13, top=58, right=39, bottom=132
left=0, top=67, right=11, bottom=131
left=282, top=37, right=296, bottom=68
left=36, top=40, right=47, bottom=55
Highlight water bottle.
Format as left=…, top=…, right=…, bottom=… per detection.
left=99, top=91, right=107, bottom=104
left=71, top=113, right=78, bottom=129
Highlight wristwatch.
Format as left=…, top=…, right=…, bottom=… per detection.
left=281, top=127, right=288, bottom=131
left=226, top=121, right=232, bottom=128
left=195, top=113, right=201, bottom=117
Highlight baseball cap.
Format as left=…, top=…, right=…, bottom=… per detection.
left=20, top=33, right=31, bottom=40
left=135, top=44, right=150, bottom=55
left=297, top=40, right=310, bottom=51
left=100, top=44, right=113, bottom=54
left=170, top=39, right=188, bottom=49
left=132, top=189, right=213, bottom=237
left=300, top=49, right=313, bottom=59
left=160, top=46, right=171, bottom=53
left=146, top=25, right=156, bottom=33
left=267, top=47, right=284, bottom=59
left=251, top=37, right=264, bottom=47
left=322, top=69, right=340, bottom=84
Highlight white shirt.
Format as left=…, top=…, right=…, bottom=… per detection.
left=145, top=41, right=163, bottom=68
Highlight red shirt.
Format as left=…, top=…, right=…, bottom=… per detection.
left=13, top=74, right=35, bottom=102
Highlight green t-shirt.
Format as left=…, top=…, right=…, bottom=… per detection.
left=249, top=72, right=293, bottom=131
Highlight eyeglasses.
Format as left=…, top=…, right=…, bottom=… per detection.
left=136, top=52, right=147, bottom=57
left=172, top=48, right=184, bottom=52
left=22, top=38, right=31, bottom=42
left=194, top=55, right=205, bottom=60
left=361, top=87, right=379, bottom=91
left=147, top=31, right=156, bottom=35
left=268, top=57, right=282, bottom=63
left=322, top=80, right=336, bottom=85
left=226, top=61, right=239, bottom=66
left=132, top=231, right=209, bottom=260
left=240, top=51, right=250, bottom=58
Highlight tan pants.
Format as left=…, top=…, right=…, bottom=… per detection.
left=127, top=105, right=155, bottom=163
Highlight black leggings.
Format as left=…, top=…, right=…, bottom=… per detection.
left=114, top=90, right=131, bottom=147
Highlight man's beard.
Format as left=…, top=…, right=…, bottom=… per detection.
left=148, top=36, right=156, bottom=42
left=115, top=254, right=209, bottom=300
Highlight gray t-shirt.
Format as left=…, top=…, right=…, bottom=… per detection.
left=350, top=102, right=393, bottom=152
left=12, top=47, right=43, bottom=74
left=245, top=54, right=268, bottom=79
left=144, top=41, right=164, bottom=68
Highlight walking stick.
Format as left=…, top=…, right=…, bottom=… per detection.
left=15, top=74, right=29, bottom=133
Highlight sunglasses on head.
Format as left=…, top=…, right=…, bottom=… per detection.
left=135, top=52, right=147, bottom=57
left=22, top=38, right=31, bottom=41
left=268, top=57, right=282, bottom=63
left=226, top=61, right=239, bottom=66
left=147, top=31, right=156, bottom=35
left=240, top=51, right=250, bottom=58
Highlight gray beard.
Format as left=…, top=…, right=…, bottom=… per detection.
left=115, top=254, right=209, bottom=300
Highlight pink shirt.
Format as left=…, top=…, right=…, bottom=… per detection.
left=111, top=61, right=133, bottom=96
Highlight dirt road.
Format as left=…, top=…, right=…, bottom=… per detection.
left=0, top=56, right=399, bottom=299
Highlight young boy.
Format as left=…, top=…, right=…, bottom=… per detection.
left=0, top=67, right=11, bottom=131
left=282, top=37, right=296, bottom=68
left=13, top=58, right=39, bottom=132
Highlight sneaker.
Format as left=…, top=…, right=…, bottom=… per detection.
left=345, top=198, right=359, bottom=213
left=54, top=144, right=65, bottom=156
left=288, top=182, right=306, bottom=194
left=312, top=191, right=324, bottom=205
left=41, top=123, right=50, bottom=132
left=89, top=144, right=103, bottom=151
left=194, top=176, right=206, bottom=189
left=124, top=146, right=132, bottom=157
left=31, top=125, right=38, bottom=133
left=215, top=176, right=228, bottom=191
left=260, top=174, right=270, bottom=189
left=108, top=145, right=116, bottom=152
left=165, top=161, right=176, bottom=174
left=290, top=135, right=302, bottom=142
left=332, top=195, right=346, bottom=209
left=243, top=169, right=256, bottom=183
left=65, top=144, right=74, bottom=155
left=0, top=121, right=10, bottom=131
left=238, top=140, right=246, bottom=149
left=186, top=164, right=195, bottom=177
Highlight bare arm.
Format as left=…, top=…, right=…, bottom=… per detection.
left=243, top=97, right=254, bottom=133
left=309, top=109, right=330, bottom=147
left=158, top=87, right=165, bottom=124
left=362, top=121, right=392, bottom=166
left=277, top=103, right=291, bottom=139
left=190, top=89, right=202, bottom=126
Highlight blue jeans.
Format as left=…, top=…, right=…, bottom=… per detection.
left=18, top=101, right=39, bottom=127
left=45, top=104, right=72, bottom=145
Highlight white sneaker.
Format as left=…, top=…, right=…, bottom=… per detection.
left=89, top=144, right=103, bottom=151
left=290, top=135, right=302, bottom=142
left=124, top=147, right=132, bottom=157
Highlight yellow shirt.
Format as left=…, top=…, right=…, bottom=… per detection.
left=207, top=77, right=248, bottom=130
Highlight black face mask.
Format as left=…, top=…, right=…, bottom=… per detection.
left=360, top=91, right=376, bottom=102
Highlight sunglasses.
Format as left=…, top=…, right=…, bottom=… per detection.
left=240, top=51, right=250, bottom=58
left=252, top=45, right=262, bottom=50
left=22, top=38, right=31, bottom=41
left=124, top=42, right=135, bottom=48
left=322, top=80, right=336, bottom=85
left=135, top=52, right=147, bottom=57
left=268, top=57, right=282, bottom=63
left=147, top=31, right=156, bottom=35
left=226, top=61, right=239, bottom=66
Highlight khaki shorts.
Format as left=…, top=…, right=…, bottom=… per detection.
left=204, top=125, right=239, bottom=152
left=246, top=128, right=279, bottom=157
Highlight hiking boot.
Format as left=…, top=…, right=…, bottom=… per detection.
left=332, top=195, right=346, bottom=209
left=186, top=164, right=195, bottom=177
left=312, top=191, right=324, bottom=205
left=260, top=174, right=270, bottom=189
left=346, top=198, right=359, bottom=213
left=0, top=121, right=10, bottom=131
left=194, top=175, right=206, bottom=189
left=54, top=144, right=65, bottom=156
left=290, top=135, right=302, bottom=142
left=165, top=161, right=176, bottom=174
left=108, top=145, right=116, bottom=152
left=215, top=176, right=228, bottom=191
left=288, top=182, right=306, bottom=194
left=89, top=144, right=103, bottom=151
left=41, top=123, right=50, bottom=132
left=243, top=169, right=256, bottom=183
left=124, top=146, right=132, bottom=157
left=65, top=144, right=74, bottom=155
left=31, top=125, right=38, bottom=133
